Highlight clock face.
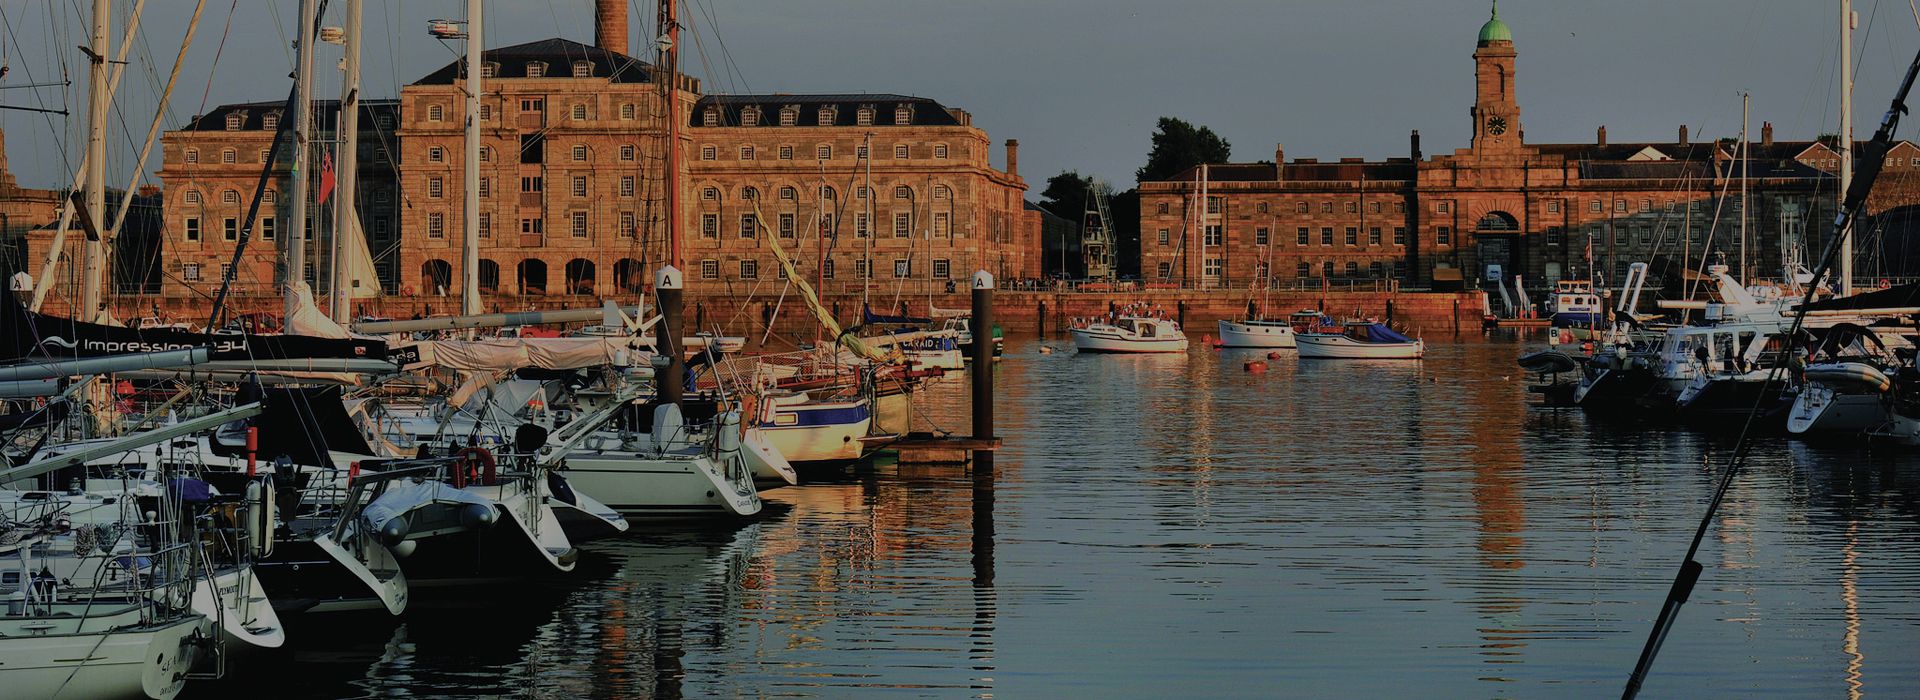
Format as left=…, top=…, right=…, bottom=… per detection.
left=1486, top=116, right=1509, bottom=136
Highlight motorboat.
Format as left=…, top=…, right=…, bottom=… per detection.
left=1071, top=316, right=1189, bottom=354
left=1296, top=322, right=1424, bottom=360
left=1786, top=325, right=1901, bottom=436
left=1216, top=318, right=1296, bottom=349
left=1549, top=279, right=1604, bottom=328
left=755, top=392, right=872, bottom=463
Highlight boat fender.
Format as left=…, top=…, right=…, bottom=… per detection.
left=454, top=446, right=497, bottom=488
left=547, top=472, right=578, bottom=506
left=390, top=539, right=418, bottom=559
left=246, top=475, right=277, bottom=558
left=717, top=411, right=743, bottom=453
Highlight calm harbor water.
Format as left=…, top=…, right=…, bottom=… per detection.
left=203, top=335, right=1920, bottom=698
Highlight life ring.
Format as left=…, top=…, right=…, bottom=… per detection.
left=453, top=446, right=497, bottom=488
left=1879, top=279, right=1892, bottom=290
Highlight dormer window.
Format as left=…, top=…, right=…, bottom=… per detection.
left=894, top=105, right=914, bottom=123
left=741, top=107, right=760, bottom=127
left=817, top=106, right=836, bottom=124
left=779, top=107, right=798, bottom=126
left=525, top=62, right=546, bottom=78
left=224, top=112, right=245, bottom=130
left=261, top=112, right=281, bottom=130
left=481, top=62, right=499, bottom=78
left=856, top=107, right=875, bottom=126
left=702, top=109, right=719, bottom=127
left=571, top=61, right=592, bottom=78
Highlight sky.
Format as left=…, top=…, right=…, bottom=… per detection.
left=0, top=0, right=1914, bottom=193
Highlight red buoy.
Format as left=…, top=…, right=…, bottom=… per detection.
left=1244, top=360, right=1268, bottom=373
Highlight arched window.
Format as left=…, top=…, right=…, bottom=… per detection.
left=478, top=259, right=501, bottom=292
left=614, top=258, right=645, bottom=293
left=422, top=259, right=453, bottom=295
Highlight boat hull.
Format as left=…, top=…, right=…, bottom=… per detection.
left=1070, top=328, right=1189, bottom=353
left=1216, top=320, right=1296, bottom=348
left=562, top=450, right=762, bottom=517
left=1786, top=383, right=1889, bottom=435
left=1295, top=335, right=1424, bottom=359
left=0, top=611, right=206, bottom=700
left=760, top=401, right=871, bottom=463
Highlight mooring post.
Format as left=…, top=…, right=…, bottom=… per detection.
left=1177, top=300, right=1187, bottom=327
left=694, top=302, right=706, bottom=335
left=656, top=266, right=685, bottom=406
left=971, top=270, right=994, bottom=468
left=1038, top=300, right=1048, bottom=336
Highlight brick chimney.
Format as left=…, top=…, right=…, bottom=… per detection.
left=1273, top=143, right=1286, bottom=181
left=1597, top=125, right=1607, bottom=148
left=1678, top=124, right=1689, bottom=146
left=1005, top=139, right=1019, bottom=178
left=595, top=0, right=628, bottom=56
left=1410, top=130, right=1422, bottom=160
left=1762, top=121, right=1773, bottom=148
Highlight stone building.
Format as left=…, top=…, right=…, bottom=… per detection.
left=115, top=0, right=1031, bottom=318
left=1139, top=6, right=1920, bottom=298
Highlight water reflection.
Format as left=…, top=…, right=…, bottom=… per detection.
left=191, top=336, right=1920, bottom=698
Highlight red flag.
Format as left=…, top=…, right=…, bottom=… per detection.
left=316, top=151, right=336, bottom=205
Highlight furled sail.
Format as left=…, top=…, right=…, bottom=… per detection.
left=753, top=202, right=895, bottom=363
left=338, top=213, right=383, bottom=298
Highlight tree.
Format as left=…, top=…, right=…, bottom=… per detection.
left=1135, top=117, right=1232, bottom=183
left=1038, top=170, right=1094, bottom=222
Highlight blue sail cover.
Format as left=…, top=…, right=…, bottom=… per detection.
left=1364, top=323, right=1415, bottom=343
left=862, top=303, right=931, bottom=326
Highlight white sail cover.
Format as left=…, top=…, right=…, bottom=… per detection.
left=395, top=337, right=653, bottom=372
left=285, top=282, right=351, bottom=339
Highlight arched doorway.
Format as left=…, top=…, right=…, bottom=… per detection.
left=564, top=258, right=596, bottom=295
left=421, top=259, right=452, bottom=296
left=1474, top=210, right=1520, bottom=288
left=613, top=258, right=645, bottom=293
left=478, top=259, right=501, bottom=292
left=517, top=259, right=548, bottom=296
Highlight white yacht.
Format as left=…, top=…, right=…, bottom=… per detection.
left=1071, top=316, right=1189, bottom=353
left=1296, top=322, right=1425, bottom=360
left=1216, top=319, right=1296, bottom=349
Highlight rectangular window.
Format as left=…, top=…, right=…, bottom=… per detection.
left=779, top=145, right=794, bottom=160
left=479, top=212, right=492, bottom=238
left=857, top=145, right=870, bottom=160
left=1545, top=226, right=1563, bottom=246
left=223, top=217, right=238, bottom=241
left=856, top=259, right=870, bottom=279
left=1436, top=201, right=1450, bottom=213
left=428, top=213, right=446, bottom=238
left=701, top=145, right=717, bottom=160
left=183, top=263, right=201, bottom=281
left=933, top=259, right=951, bottom=278
left=521, top=218, right=544, bottom=234
left=1203, top=225, right=1222, bottom=246
left=740, top=260, right=758, bottom=279
left=261, top=217, right=275, bottom=241
left=1320, top=227, right=1333, bottom=245
left=894, top=212, right=911, bottom=237
left=1437, top=226, right=1452, bottom=246
left=934, top=212, right=950, bottom=237
left=1158, top=262, right=1173, bottom=278
left=1615, top=199, right=1627, bottom=212
left=779, top=213, right=796, bottom=238
left=1640, top=199, right=1653, bottom=212
left=521, top=176, right=543, bottom=193
left=571, top=176, right=587, bottom=197
left=817, top=144, right=831, bottom=159
left=934, top=144, right=949, bottom=158
left=428, top=177, right=443, bottom=198
left=1158, top=228, right=1171, bottom=246
left=819, top=213, right=835, bottom=237
left=893, top=259, right=911, bottom=278
left=1345, top=202, right=1358, bottom=214
left=894, top=145, right=909, bottom=159
left=1158, top=202, right=1171, bottom=215
left=1590, top=200, right=1603, bottom=213
left=619, top=212, right=636, bottom=238
left=185, top=217, right=201, bottom=241
left=620, top=176, right=635, bottom=197
left=740, top=146, right=755, bottom=160
left=823, top=259, right=836, bottom=279
left=1368, top=227, right=1382, bottom=245
left=571, top=212, right=588, bottom=238
left=479, top=178, right=492, bottom=198
left=701, top=260, right=719, bottom=279
left=1207, top=197, right=1222, bottom=215
left=1203, top=257, right=1223, bottom=277
left=1547, top=200, right=1561, bottom=213
left=856, top=213, right=870, bottom=238
left=374, top=217, right=391, bottom=239
left=1320, top=202, right=1333, bottom=214
left=1255, top=227, right=1270, bottom=245
left=1297, top=227, right=1310, bottom=245
left=1344, top=227, right=1358, bottom=246
left=701, top=213, right=719, bottom=239
left=739, top=214, right=758, bottom=239
left=1393, top=226, right=1406, bottom=245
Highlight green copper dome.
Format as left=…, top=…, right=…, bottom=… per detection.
left=1478, top=2, right=1512, bottom=44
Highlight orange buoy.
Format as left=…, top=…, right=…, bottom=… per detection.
left=1244, top=360, right=1268, bottom=373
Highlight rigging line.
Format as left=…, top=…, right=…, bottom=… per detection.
left=0, top=5, right=75, bottom=172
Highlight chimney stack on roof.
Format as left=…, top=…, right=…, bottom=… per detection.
left=1411, top=130, right=1422, bottom=160
left=1597, top=126, right=1607, bottom=148
left=595, top=0, right=628, bottom=57
left=1005, top=139, right=1019, bottom=178
left=1679, top=125, right=1689, bottom=147
left=1762, top=121, right=1774, bottom=148
left=1274, top=143, right=1286, bottom=181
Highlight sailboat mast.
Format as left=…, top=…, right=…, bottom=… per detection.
left=460, top=0, right=483, bottom=317
left=82, top=0, right=108, bottom=321
left=1839, top=0, right=1855, bottom=296
left=332, top=0, right=363, bottom=322
left=1739, top=92, right=1749, bottom=281
left=659, top=0, right=682, bottom=269
left=286, top=0, right=319, bottom=321
left=863, top=132, right=873, bottom=308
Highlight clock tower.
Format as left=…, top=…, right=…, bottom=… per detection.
left=1470, top=2, right=1519, bottom=153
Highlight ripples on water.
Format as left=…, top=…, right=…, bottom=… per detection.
left=199, top=335, right=1920, bottom=699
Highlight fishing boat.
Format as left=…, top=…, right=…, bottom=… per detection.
left=1071, top=316, right=1189, bottom=354
left=1296, top=322, right=1425, bottom=360
left=1549, top=279, right=1604, bottom=328
left=1216, top=318, right=1296, bottom=349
